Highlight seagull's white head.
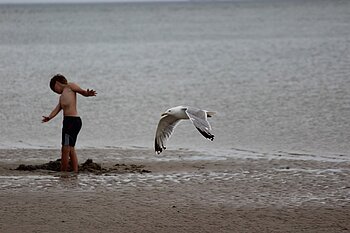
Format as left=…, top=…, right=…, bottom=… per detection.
left=161, top=106, right=187, bottom=118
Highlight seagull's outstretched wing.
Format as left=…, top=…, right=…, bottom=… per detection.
left=185, top=108, right=214, bottom=141
left=155, top=115, right=181, bottom=154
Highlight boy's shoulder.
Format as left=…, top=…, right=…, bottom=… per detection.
left=67, top=82, right=85, bottom=95
left=68, top=82, right=79, bottom=90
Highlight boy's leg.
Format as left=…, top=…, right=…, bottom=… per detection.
left=61, top=145, right=71, bottom=172
left=69, top=147, right=79, bottom=173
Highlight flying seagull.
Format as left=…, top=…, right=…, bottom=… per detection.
left=154, top=106, right=216, bottom=154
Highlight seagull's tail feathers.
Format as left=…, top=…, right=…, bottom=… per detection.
left=206, top=111, right=216, bottom=118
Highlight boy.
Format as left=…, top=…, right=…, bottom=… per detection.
left=42, top=74, right=96, bottom=173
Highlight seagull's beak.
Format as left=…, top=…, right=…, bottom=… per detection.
left=161, top=112, right=167, bottom=117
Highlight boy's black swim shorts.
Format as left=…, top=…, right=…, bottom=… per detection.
left=62, top=116, right=82, bottom=147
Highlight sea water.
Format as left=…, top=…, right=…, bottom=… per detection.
left=0, top=0, right=350, bottom=159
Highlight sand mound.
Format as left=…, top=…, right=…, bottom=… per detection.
left=15, top=159, right=151, bottom=174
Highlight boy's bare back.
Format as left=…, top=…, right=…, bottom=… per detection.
left=60, top=82, right=97, bottom=116
left=42, top=80, right=96, bottom=123
left=60, top=83, right=79, bottom=116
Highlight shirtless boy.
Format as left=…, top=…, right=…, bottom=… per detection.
left=42, top=74, right=96, bottom=173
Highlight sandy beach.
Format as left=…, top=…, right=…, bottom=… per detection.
left=0, top=149, right=349, bottom=233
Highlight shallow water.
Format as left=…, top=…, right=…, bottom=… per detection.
left=1, top=167, right=349, bottom=207
left=0, top=0, right=350, bottom=159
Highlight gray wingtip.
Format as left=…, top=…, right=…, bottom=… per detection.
left=195, top=127, right=215, bottom=141
left=155, top=139, right=166, bottom=154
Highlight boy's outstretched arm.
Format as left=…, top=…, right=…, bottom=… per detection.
left=70, top=82, right=97, bottom=97
left=42, top=103, right=62, bottom=123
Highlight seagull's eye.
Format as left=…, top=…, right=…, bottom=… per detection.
left=169, top=110, right=171, bottom=112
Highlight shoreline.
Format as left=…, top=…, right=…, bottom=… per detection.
left=0, top=147, right=349, bottom=163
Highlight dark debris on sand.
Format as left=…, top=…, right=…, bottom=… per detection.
left=15, top=159, right=151, bottom=175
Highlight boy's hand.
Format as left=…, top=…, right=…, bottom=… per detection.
left=42, top=116, right=50, bottom=123
left=86, top=89, right=97, bottom=97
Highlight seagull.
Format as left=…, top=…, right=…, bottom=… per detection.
left=154, top=106, right=216, bottom=154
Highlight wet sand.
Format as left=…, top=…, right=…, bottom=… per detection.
left=0, top=149, right=350, bottom=233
